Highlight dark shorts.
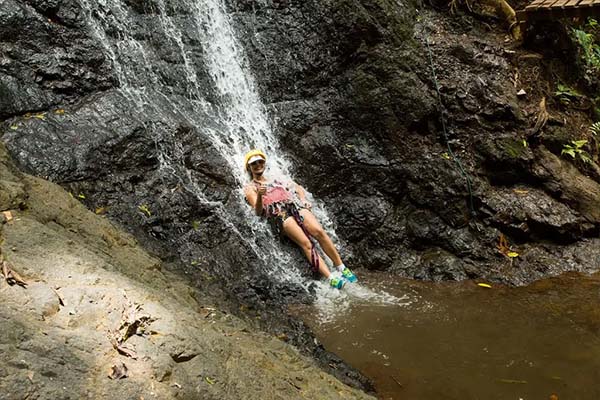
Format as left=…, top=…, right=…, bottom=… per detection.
left=266, top=203, right=304, bottom=239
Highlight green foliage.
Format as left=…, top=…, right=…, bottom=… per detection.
left=554, top=83, right=583, bottom=105
left=561, top=139, right=593, bottom=164
left=591, top=122, right=600, bottom=136
left=572, top=19, right=600, bottom=74
left=138, top=204, right=151, bottom=217
left=591, top=122, right=600, bottom=157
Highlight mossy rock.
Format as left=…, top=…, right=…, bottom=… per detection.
left=498, top=137, right=532, bottom=160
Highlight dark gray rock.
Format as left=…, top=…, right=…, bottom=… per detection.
left=1, top=0, right=599, bottom=355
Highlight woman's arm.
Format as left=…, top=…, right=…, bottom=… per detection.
left=244, top=185, right=264, bottom=216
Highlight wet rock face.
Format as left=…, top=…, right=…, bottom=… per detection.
left=1, top=0, right=600, bottom=309
left=0, top=0, right=114, bottom=119
left=228, top=1, right=600, bottom=283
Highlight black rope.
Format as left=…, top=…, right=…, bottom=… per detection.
left=420, top=21, right=476, bottom=217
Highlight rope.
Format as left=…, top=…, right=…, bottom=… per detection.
left=290, top=207, right=320, bottom=273
left=420, top=22, right=476, bottom=217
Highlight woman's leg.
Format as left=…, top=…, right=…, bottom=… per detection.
left=298, top=209, right=343, bottom=267
left=282, top=217, right=331, bottom=278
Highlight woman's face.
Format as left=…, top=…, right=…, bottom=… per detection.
left=249, top=159, right=265, bottom=177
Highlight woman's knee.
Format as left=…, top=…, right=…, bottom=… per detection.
left=297, top=239, right=313, bottom=253
left=311, top=226, right=326, bottom=240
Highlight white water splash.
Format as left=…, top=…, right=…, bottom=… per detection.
left=312, top=281, right=414, bottom=324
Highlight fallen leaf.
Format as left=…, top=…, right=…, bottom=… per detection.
left=441, top=152, right=451, bottom=160
left=276, top=333, right=289, bottom=341
left=77, top=193, right=86, bottom=199
left=2, top=260, right=27, bottom=287
left=54, top=109, right=65, bottom=115
left=108, top=362, right=128, bottom=380
left=497, top=234, right=519, bottom=259
left=27, top=371, right=34, bottom=382
left=10, top=125, right=18, bottom=130
left=95, top=207, right=107, bottom=215
left=513, top=189, right=529, bottom=195
left=138, top=204, right=151, bottom=217
left=1, top=261, right=8, bottom=280
left=116, top=345, right=137, bottom=359
left=497, top=233, right=510, bottom=255
left=549, top=395, right=558, bottom=400
left=498, top=378, right=527, bottom=384
left=52, top=288, right=65, bottom=306
left=33, top=113, right=46, bottom=120
left=205, top=377, right=215, bottom=385
left=477, top=283, right=492, bottom=288
left=3, top=211, right=13, bottom=223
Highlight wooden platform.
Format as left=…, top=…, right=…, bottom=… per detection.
left=517, top=0, right=600, bottom=27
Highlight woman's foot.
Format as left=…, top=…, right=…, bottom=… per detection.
left=340, top=267, right=357, bottom=283
left=328, top=273, right=346, bottom=289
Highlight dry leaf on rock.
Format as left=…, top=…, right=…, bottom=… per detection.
left=1, top=260, right=27, bottom=287
left=108, top=362, right=128, bottom=380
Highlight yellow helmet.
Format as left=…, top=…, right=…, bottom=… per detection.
left=244, top=149, right=267, bottom=169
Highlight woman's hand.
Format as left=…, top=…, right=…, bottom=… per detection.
left=256, top=184, right=267, bottom=198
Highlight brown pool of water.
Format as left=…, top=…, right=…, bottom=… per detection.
left=293, top=271, right=600, bottom=399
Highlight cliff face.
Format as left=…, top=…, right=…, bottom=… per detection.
left=0, top=143, right=373, bottom=399
left=228, top=1, right=600, bottom=282
left=1, top=0, right=599, bottom=324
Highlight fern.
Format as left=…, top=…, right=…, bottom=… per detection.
left=562, top=139, right=593, bottom=164
left=572, top=20, right=600, bottom=72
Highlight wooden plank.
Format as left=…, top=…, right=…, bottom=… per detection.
left=563, top=0, right=583, bottom=8
left=525, top=1, right=546, bottom=10
left=549, top=0, right=571, bottom=9
left=524, top=0, right=561, bottom=19
left=527, top=0, right=546, bottom=6
left=541, top=0, right=563, bottom=9
left=525, top=0, right=552, bottom=10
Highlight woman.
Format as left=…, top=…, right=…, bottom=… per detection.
left=243, top=149, right=357, bottom=289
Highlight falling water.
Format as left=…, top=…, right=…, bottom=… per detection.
left=76, top=0, right=304, bottom=280
left=75, top=0, right=400, bottom=307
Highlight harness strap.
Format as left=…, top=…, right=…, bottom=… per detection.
left=289, top=206, right=319, bottom=273
left=254, top=179, right=319, bottom=273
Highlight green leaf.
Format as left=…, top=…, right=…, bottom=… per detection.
left=138, top=204, right=151, bottom=217
left=561, top=148, right=576, bottom=158
left=573, top=140, right=588, bottom=148
left=580, top=152, right=593, bottom=164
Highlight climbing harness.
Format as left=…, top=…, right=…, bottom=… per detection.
left=418, top=13, right=476, bottom=218
left=289, top=205, right=320, bottom=274
left=254, top=179, right=320, bottom=273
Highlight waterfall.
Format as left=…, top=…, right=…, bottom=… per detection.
left=76, top=0, right=314, bottom=285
